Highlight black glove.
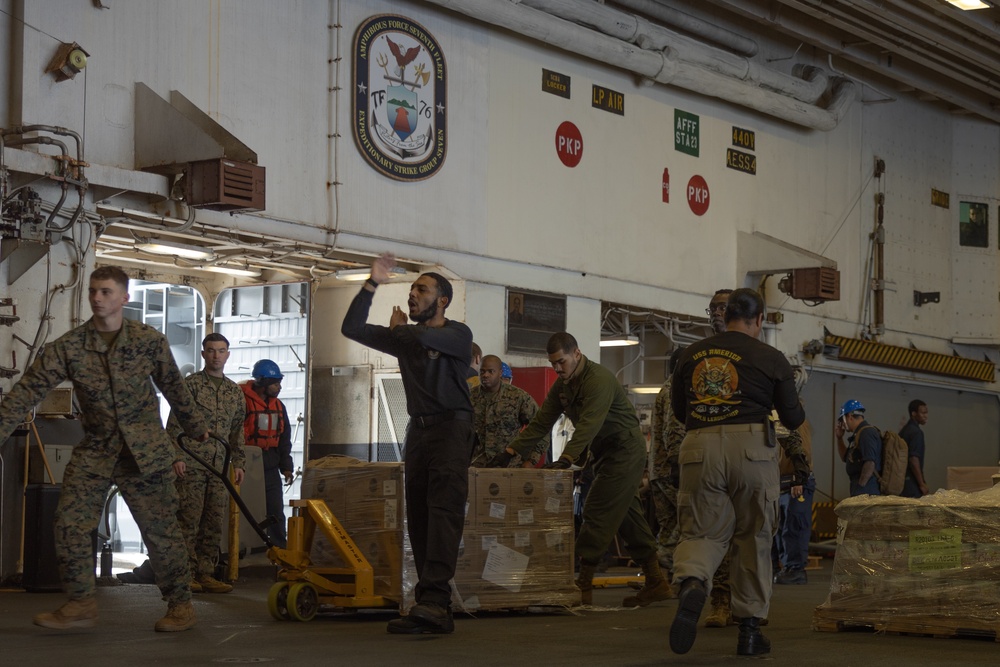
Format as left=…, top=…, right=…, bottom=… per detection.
left=791, top=452, right=811, bottom=487
left=486, top=450, right=514, bottom=468
left=542, top=456, right=572, bottom=470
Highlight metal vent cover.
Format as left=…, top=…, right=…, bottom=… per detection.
left=186, top=158, right=265, bottom=212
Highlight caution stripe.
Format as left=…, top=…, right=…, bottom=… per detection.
left=825, top=334, right=995, bottom=382
left=812, top=501, right=837, bottom=540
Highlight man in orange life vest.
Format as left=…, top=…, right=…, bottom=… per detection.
left=241, top=359, right=294, bottom=548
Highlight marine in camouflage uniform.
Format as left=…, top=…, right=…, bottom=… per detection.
left=469, top=356, right=545, bottom=467
left=649, top=376, right=685, bottom=570
left=168, top=362, right=246, bottom=589
left=0, top=317, right=208, bottom=613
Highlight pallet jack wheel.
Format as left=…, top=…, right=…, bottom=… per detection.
left=286, top=582, right=319, bottom=622
left=268, top=582, right=291, bottom=621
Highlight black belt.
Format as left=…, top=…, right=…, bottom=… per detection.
left=411, top=411, right=473, bottom=428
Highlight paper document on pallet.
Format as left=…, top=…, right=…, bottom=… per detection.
left=482, top=542, right=530, bottom=592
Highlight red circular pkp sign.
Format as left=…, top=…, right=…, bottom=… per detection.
left=555, top=121, right=583, bottom=168
left=687, top=175, right=710, bottom=216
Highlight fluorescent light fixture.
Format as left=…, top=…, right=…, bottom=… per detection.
left=137, top=240, right=214, bottom=261
left=335, top=266, right=408, bottom=281
left=628, top=384, right=663, bottom=394
left=204, top=264, right=262, bottom=278
left=335, top=268, right=372, bottom=281
left=599, top=335, right=640, bottom=347
left=945, top=0, right=989, bottom=9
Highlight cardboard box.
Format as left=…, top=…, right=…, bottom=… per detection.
left=304, top=459, right=578, bottom=610
left=473, top=469, right=512, bottom=527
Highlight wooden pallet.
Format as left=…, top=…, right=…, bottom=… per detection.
left=805, top=555, right=822, bottom=571
left=813, top=607, right=1000, bottom=642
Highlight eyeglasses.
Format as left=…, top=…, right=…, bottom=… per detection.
left=705, top=304, right=727, bottom=315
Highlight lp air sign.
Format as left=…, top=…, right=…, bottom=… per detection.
left=555, top=121, right=583, bottom=167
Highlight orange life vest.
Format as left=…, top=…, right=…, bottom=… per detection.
left=241, top=382, right=285, bottom=450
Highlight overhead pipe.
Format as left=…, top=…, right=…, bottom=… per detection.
left=906, top=0, right=1000, bottom=64
left=832, top=0, right=1000, bottom=94
left=3, top=137, right=70, bottom=230
left=519, top=0, right=828, bottom=103
left=422, top=0, right=856, bottom=131
left=702, top=0, right=1000, bottom=124
left=4, top=125, right=88, bottom=233
left=610, top=0, right=758, bottom=57
left=764, top=0, right=1000, bottom=99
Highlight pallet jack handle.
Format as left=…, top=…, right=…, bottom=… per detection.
left=175, top=432, right=277, bottom=548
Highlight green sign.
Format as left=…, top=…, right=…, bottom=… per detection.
left=909, top=528, right=962, bottom=572
left=674, top=110, right=699, bottom=157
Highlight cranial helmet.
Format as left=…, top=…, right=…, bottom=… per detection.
left=839, top=399, right=865, bottom=418
left=252, top=359, right=283, bottom=381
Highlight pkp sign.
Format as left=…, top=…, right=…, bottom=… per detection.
left=555, top=121, right=583, bottom=168
left=687, top=175, right=709, bottom=216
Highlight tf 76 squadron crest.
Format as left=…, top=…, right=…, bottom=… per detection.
left=354, top=15, right=447, bottom=181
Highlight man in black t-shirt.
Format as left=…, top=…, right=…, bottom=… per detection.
left=342, top=253, right=474, bottom=636
left=899, top=399, right=929, bottom=498
left=668, top=289, right=805, bottom=658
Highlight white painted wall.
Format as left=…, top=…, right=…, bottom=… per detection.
left=2, top=0, right=1000, bottom=448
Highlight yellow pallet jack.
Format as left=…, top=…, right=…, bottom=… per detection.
left=178, top=434, right=395, bottom=622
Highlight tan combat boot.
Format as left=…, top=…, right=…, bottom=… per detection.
left=576, top=561, right=598, bottom=606
left=623, top=554, right=675, bottom=607
left=154, top=601, right=197, bottom=632
left=196, top=575, right=233, bottom=594
left=703, top=592, right=732, bottom=628
left=33, top=597, right=98, bottom=630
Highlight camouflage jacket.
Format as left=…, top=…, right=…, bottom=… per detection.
left=778, top=420, right=812, bottom=474
left=0, top=319, right=208, bottom=476
left=169, top=370, right=247, bottom=471
left=650, top=377, right=686, bottom=480
left=470, top=383, right=545, bottom=467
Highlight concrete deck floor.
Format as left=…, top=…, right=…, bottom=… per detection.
left=1, top=557, right=996, bottom=666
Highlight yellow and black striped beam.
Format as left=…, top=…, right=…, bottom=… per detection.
left=824, top=334, right=995, bottom=382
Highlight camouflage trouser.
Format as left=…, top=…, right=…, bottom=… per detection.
left=56, top=457, right=190, bottom=604
left=649, top=477, right=678, bottom=571
left=711, top=550, right=731, bottom=605
left=176, top=468, right=227, bottom=578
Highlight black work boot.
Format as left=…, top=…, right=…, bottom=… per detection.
left=737, top=616, right=771, bottom=656
left=669, top=577, right=707, bottom=654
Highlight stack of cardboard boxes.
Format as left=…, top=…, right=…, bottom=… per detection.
left=300, top=457, right=404, bottom=600
left=814, top=488, right=1000, bottom=633
left=301, top=457, right=580, bottom=611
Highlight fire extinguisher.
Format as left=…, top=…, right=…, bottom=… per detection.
left=662, top=168, right=669, bottom=203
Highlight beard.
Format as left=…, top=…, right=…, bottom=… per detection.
left=410, top=300, right=437, bottom=323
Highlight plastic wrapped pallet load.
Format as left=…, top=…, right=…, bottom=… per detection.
left=814, top=485, right=1000, bottom=638
left=301, top=457, right=581, bottom=611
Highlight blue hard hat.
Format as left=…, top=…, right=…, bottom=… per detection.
left=839, top=399, right=865, bottom=418
left=252, top=359, right=283, bottom=381
left=500, top=362, right=513, bottom=380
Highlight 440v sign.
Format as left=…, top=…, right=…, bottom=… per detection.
left=354, top=15, right=447, bottom=181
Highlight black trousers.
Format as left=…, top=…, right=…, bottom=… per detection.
left=404, top=418, right=474, bottom=607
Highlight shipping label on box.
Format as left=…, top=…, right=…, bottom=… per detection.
left=474, top=469, right=512, bottom=526
left=909, top=528, right=962, bottom=572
